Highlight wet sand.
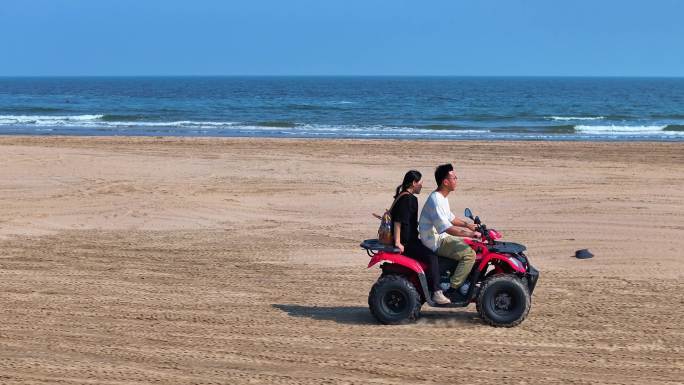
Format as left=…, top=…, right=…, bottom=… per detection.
left=0, top=136, right=682, bottom=384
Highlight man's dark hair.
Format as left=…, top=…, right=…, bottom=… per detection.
left=434, top=163, right=454, bottom=187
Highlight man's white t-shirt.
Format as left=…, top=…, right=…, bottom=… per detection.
left=419, top=190, right=455, bottom=252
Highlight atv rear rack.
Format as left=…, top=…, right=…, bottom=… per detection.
left=360, top=239, right=401, bottom=256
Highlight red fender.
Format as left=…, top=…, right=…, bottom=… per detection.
left=464, top=239, right=526, bottom=273
left=477, top=252, right=526, bottom=273
left=367, top=252, right=426, bottom=274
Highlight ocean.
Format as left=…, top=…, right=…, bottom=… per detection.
left=1, top=76, right=683, bottom=141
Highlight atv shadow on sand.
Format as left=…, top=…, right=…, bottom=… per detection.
left=417, top=310, right=482, bottom=325
left=273, top=304, right=482, bottom=326
left=272, top=304, right=376, bottom=325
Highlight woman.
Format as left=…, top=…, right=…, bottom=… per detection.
left=391, top=170, right=450, bottom=305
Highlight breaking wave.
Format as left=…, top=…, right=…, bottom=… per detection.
left=547, top=116, right=605, bottom=121
left=0, top=114, right=104, bottom=125
left=575, top=125, right=684, bottom=135
left=1, top=113, right=683, bottom=139
left=0, top=114, right=235, bottom=128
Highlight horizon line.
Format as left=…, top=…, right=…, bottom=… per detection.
left=2, top=74, right=684, bottom=79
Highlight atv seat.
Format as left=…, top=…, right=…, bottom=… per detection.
left=360, top=239, right=401, bottom=254
left=489, top=241, right=526, bottom=254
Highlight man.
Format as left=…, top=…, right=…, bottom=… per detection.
left=419, top=163, right=480, bottom=299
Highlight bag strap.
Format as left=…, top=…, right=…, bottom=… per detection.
left=372, top=191, right=411, bottom=219
left=388, top=191, right=411, bottom=212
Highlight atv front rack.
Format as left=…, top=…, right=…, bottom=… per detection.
left=360, top=239, right=401, bottom=256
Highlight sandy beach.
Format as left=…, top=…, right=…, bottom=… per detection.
left=0, top=136, right=682, bottom=384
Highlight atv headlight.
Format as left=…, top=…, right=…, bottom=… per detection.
left=508, top=256, right=523, bottom=270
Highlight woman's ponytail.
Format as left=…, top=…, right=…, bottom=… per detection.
left=394, top=170, right=422, bottom=198
left=394, top=184, right=403, bottom=199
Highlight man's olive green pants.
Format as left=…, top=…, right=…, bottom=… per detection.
left=436, top=235, right=476, bottom=289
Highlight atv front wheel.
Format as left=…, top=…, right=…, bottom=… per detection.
left=476, top=274, right=531, bottom=327
left=368, top=274, right=421, bottom=325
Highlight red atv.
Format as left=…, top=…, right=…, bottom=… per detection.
left=362, top=208, right=539, bottom=327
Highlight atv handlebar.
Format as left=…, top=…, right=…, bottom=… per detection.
left=477, top=224, right=494, bottom=243
left=466, top=208, right=495, bottom=243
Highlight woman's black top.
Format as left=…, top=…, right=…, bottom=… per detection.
left=390, top=193, right=419, bottom=245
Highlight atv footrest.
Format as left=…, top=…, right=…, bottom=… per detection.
left=430, top=301, right=469, bottom=308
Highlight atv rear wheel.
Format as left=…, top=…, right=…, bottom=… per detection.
left=476, top=274, right=531, bottom=327
left=368, top=274, right=421, bottom=325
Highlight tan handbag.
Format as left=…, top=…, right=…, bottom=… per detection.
left=375, top=192, right=410, bottom=246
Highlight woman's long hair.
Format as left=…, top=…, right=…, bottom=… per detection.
left=394, top=170, right=422, bottom=198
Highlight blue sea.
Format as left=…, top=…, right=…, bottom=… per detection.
left=1, top=77, right=683, bottom=141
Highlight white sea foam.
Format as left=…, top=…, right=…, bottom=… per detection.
left=2, top=114, right=680, bottom=138
left=223, top=124, right=486, bottom=137
left=116, top=121, right=235, bottom=127
left=0, top=115, right=236, bottom=128
left=282, top=124, right=486, bottom=136
left=0, top=114, right=104, bottom=125
left=548, top=116, right=604, bottom=121
left=575, top=125, right=681, bottom=135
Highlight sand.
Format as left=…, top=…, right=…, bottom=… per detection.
left=0, top=136, right=682, bottom=384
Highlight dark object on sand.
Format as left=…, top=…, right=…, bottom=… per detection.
left=575, top=249, right=594, bottom=259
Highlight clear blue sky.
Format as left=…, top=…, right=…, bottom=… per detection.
left=1, top=0, right=682, bottom=76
